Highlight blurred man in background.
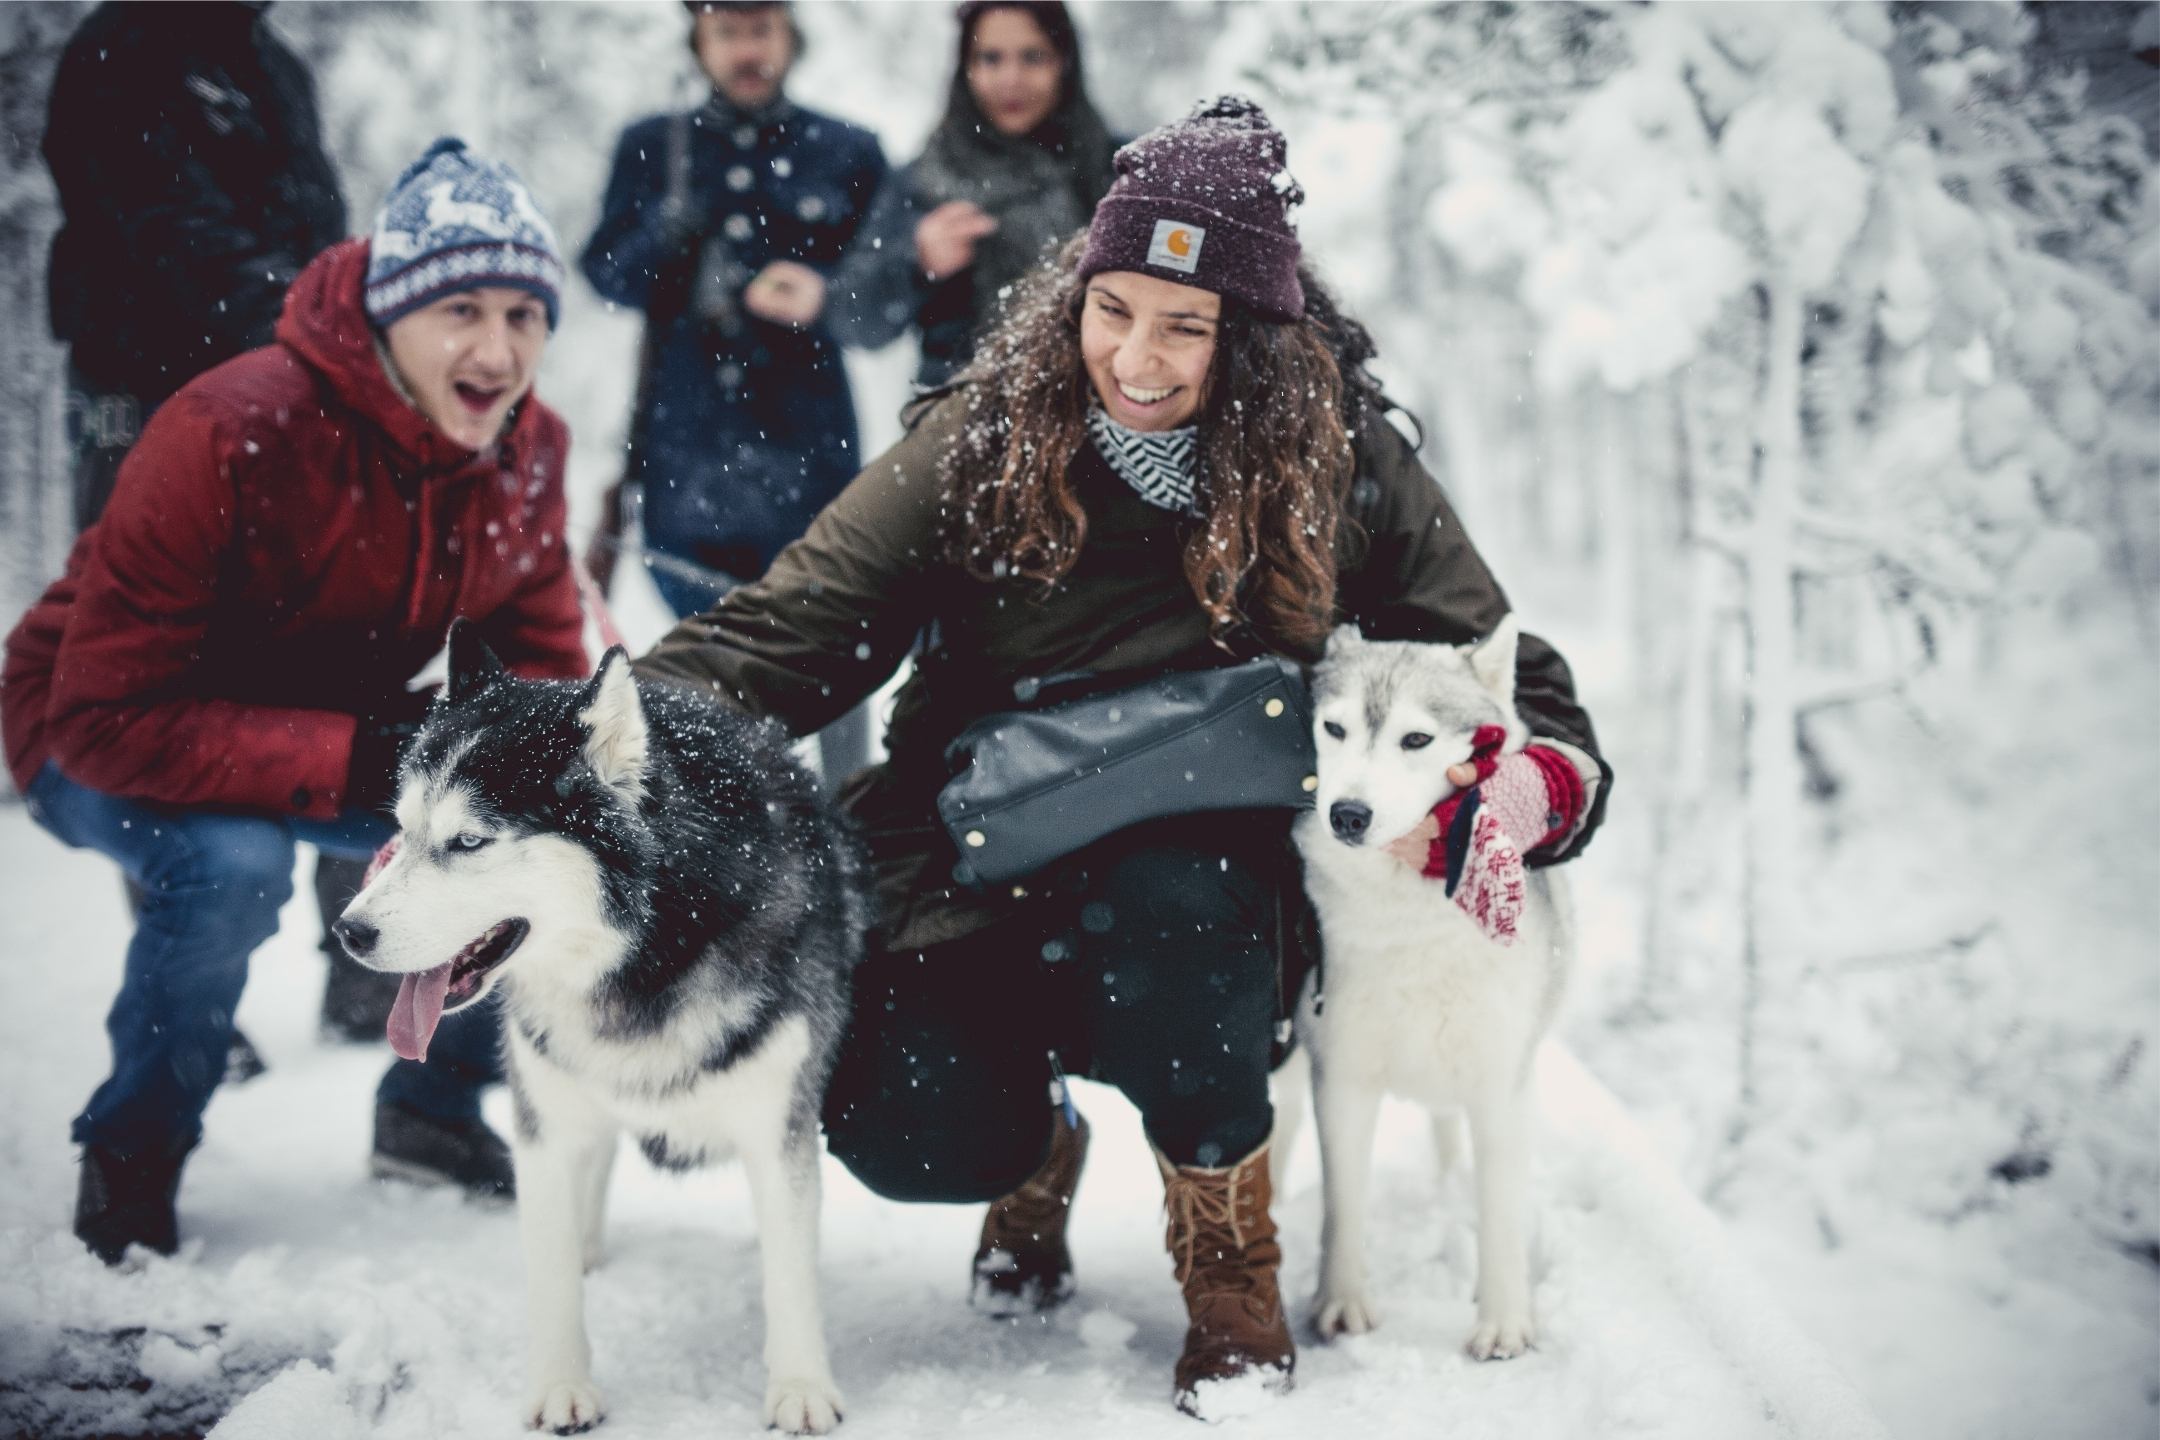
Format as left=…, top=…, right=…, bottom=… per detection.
left=581, top=0, right=886, bottom=793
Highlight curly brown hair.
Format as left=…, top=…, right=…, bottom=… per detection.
left=937, top=236, right=1369, bottom=656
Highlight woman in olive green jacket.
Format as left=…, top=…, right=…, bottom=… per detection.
left=635, top=97, right=1607, bottom=1414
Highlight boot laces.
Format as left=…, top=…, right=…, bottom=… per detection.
left=1164, top=1171, right=1276, bottom=1327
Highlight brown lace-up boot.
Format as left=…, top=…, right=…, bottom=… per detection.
left=971, top=1111, right=1091, bottom=1316
left=1157, top=1140, right=1295, bottom=1417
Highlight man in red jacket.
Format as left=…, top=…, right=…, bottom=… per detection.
left=2, top=138, right=588, bottom=1264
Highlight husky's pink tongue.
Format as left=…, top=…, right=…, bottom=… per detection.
left=387, top=963, right=454, bottom=1062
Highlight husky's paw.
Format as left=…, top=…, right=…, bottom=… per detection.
left=765, top=1374, right=844, bottom=1435
left=1465, top=1311, right=1535, bottom=1361
left=527, top=1377, right=606, bottom=1433
left=1314, top=1288, right=1379, bottom=1338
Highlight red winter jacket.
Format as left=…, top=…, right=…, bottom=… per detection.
left=2, top=237, right=588, bottom=818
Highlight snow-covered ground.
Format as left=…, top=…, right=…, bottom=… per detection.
left=0, top=804, right=1888, bottom=1440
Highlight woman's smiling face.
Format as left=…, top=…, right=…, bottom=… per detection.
left=1078, top=271, right=1219, bottom=432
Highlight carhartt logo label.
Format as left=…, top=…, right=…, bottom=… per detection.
left=1148, top=219, right=1204, bottom=274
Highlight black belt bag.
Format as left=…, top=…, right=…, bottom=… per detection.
left=936, top=656, right=1318, bottom=887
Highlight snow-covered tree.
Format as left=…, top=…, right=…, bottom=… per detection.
left=1242, top=0, right=2158, bottom=1243
left=0, top=4, right=87, bottom=623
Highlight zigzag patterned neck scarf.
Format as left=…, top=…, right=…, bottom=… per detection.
left=1087, top=406, right=1200, bottom=516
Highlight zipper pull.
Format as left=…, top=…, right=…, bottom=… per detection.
left=1046, top=1048, right=1080, bottom=1130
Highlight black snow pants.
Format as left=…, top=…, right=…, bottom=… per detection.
left=822, top=812, right=1287, bottom=1202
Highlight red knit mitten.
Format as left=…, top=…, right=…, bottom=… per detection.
left=1419, top=729, right=1585, bottom=946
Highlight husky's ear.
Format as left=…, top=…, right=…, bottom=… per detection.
left=447, top=618, right=508, bottom=704
left=578, top=647, right=647, bottom=795
left=1468, top=614, right=1520, bottom=708
left=1323, top=624, right=1366, bottom=660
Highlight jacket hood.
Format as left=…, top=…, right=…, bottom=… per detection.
left=276, top=236, right=546, bottom=472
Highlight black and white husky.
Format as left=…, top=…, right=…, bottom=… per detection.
left=337, top=623, right=864, bottom=1435
left=1287, top=619, right=1574, bottom=1362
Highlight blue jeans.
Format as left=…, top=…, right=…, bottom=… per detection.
left=643, top=547, right=739, bottom=628
left=25, top=762, right=503, bottom=1157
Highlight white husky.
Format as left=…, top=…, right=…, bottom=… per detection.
left=1289, top=618, right=1573, bottom=1361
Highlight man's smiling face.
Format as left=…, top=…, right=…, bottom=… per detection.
left=383, top=286, right=548, bottom=450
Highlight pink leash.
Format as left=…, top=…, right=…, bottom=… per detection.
left=574, top=557, right=628, bottom=651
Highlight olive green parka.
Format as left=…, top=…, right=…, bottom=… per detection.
left=635, top=391, right=1607, bottom=958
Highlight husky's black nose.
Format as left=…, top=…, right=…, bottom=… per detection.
left=334, top=915, right=378, bottom=959
left=1329, top=800, right=1373, bottom=843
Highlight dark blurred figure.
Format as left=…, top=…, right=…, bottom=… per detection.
left=45, top=0, right=345, bottom=529
left=828, top=1, right=1117, bottom=388
left=313, top=845, right=398, bottom=1042
left=42, top=1, right=392, bottom=1052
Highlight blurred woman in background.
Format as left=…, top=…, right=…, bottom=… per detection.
left=828, top=1, right=1118, bottom=386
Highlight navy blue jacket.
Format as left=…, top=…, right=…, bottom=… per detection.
left=581, top=98, right=885, bottom=592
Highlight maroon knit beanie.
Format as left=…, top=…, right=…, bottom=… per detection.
left=1076, top=94, right=1305, bottom=321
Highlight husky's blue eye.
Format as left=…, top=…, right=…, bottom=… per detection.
left=1400, top=732, right=1433, bottom=751
left=1322, top=721, right=1346, bottom=740
left=448, top=832, right=492, bottom=853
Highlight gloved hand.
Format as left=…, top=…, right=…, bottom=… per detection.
left=1379, top=729, right=1501, bottom=871
left=343, top=688, right=437, bottom=815
left=1381, top=726, right=1586, bottom=946
left=1417, top=725, right=1508, bottom=895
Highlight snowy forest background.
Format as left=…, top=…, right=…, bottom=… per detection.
left=0, top=3, right=2155, bottom=1438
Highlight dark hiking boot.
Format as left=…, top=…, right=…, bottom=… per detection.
left=972, top=1111, right=1090, bottom=1316
left=369, top=1101, right=515, bottom=1202
left=1157, top=1140, right=1295, bottom=1418
left=316, top=854, right=397, bottom=1042
left=75, top=1139, right=192, bottom=1265
left=319, top=949, right=402, bottom=1043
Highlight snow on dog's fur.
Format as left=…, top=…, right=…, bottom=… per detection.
left=1285, top=617, right=1573, bottom=1361
left=337, top=622, right=864, bottom=1434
